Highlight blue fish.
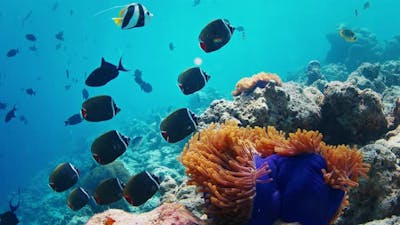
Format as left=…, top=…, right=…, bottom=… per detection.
left=65, top=113, right=83, bottom=126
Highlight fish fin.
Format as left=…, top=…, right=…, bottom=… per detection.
left=112, top=17, right=122, bottom=26
left=118, top=58, right=129, bottom=71
left=101, top=57, right=106, bottom=66
left=119, top=7, right=127, bottom=17
left=93, top=5, right=127, bottom=17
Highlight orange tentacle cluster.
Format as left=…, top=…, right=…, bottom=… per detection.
left=231, top=72, right=283, bottom=96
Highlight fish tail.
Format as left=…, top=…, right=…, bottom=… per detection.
left=118, top=58, right=129, bottom=72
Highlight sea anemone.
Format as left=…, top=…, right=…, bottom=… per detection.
left=180, top=121, right=369, bottom=225
left=231, top=72, right=282, bottom=96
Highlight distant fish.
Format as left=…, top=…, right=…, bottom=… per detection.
left=123, top=171, right=160, bottom=206
left=25, top=88, right=36, bottom=96
left=70, top=10, right=74, bottom=16
left=169, top=42, right=174, bottom=51
left=133, top=69, right=152, bottom=93
left=339, top=28, right=357, bottom=42
left=355, top=9, right=359, bottom=17
left=66, top=69, right=70, bottom=79
left=86, top=57, right=128, bottom=87
left=55, top=31, right=64, bottom=41
left=6, top=49, right=19, bottom=57
left=193, top=0, right=201, bottom=7
left=178, top=67, right=211, bottom=95
left=67, top=187, right=90, bottom=211
left=21, top=10, right=32, bottom=27
left=52, top=1, right=59, bottom=11
left=160, top=108, right=198, bottom=143
left=49, top=162, right=79, bottom=192
left=94, top=178, right=124, bottom=205
left=91, top=130, right=131, bottom=165
left=81, top=95, right=121, bottom=122
left=0, top=102, right=6, bottom=110
left=111, top=3, right=153, bottom=30
left=363, top=1, right=370, bottom=9
left=4, top=106, right=17, bottom=123
left=65, top=84, right=72, bottom=90
left=29, top=45, right=37, bottom=52
left=55, top=43, right=62, bottom=50
left=25, top=34, right=37, bottom=42
left=82, top=88, right=89, bottom=100
left=19, top=115, right=28, bottom=125
left=65, top=113, right=83, bottom=126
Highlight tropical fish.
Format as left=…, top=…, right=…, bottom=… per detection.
left=64, top=113, right=83, bottom=126
left=178, top=67, right=211, bottom=95
left=91, top=130, right=131, bottom=165
left=4, top=106, right=17, bottom=123
left=55, top=31, right=64, bottom=41
left=85, top=57, right=128, bottom=87
left=81, top=95, right=120, bottom=122
left=6, top=49, right=19, bottom=57
left=25, top=88, right=36, bottom=96
left=82, top=88, right=89, bottom=100
left=123, top=171, right=160, bottom=206
left=25, top=34, right=36, bottom=42
left=199, top=19, right=244, bottom=53
left=94, top=178, right=124, bottom=205
left=112, top=3, right=153, bottom=30
left=133, top=69, right=152, bottom=93
left=339, top=28, right=357, bottom=42
left=49, top=162, right=79, bottom=192
left=67, top=187, right=90, bottom=211
left=160, top=108, right=198, bottom=143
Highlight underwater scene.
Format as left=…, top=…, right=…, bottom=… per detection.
left=1, top=0, right=400, bottom=224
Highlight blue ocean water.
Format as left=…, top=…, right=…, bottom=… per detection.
left=0, top=0, right=399, bottom=223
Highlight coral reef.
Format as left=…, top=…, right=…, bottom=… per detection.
left=306, top=60, right=324, bottom=85
left=180, top=121, right=369, bottom=225
left=85, top=203, right=203, bottom=225
left=231, top=72, right=282, bottom=96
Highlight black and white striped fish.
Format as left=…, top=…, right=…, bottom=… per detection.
left=112, top=3, right=153, bottom=29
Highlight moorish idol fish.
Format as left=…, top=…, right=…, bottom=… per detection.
left=91, top=130, right=131, bottom=165
left=94, top=178, right=124, bottom=205
left=123, top=171, right=160, bottom=206
left=49, top=162, right=79, bottom=192
left=160, top=108, right=198, bottom=143
left=67, top=187, right=90, bottom=211
left=81, top=95, right=121, bottom=122
left=178, top=67, right=211, bottom=95
left=112, top=3, right=153, bottom=30
left=86, top=57, right=128, bottom=87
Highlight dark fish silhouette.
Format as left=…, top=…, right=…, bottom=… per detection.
left=169, top=42, right=174, bottom=51
left=86, top=57, right=128, bottom=87
left=82, top=88, right=89, bottom=100
left=160, top=108, right=198, bottom=143
left=55, top=43, right=62, bottom=50
left=29, top=46, right=37, bottom=52
left=94, top=178, right=124, bottom=205
left=67, top=187, right=90, bottom=211
left=193, top=0, right=200, bottom=7
left=0, top=102, right=6, bottom=110
left=133, top=69, right=152, bottom=93
left=123, top=171, right=160, bottom=206
left=363, top=1, right=370, bottom=9
left=52, top=2, right=59, bottom=11
left=19, top=115, right=28, bottom=125
left=55, top=31, right=64, bottom=41
left=49, top=162, right=79, bottom=192
left=25, top=34, right=37, bottom=42
left=0, top=191, right=20, bottom=225
left=5, top=106, right=17, bottom=123
left=6, top=49, right=19, bottom=57
left=81, top=95, right=120, bottom=122
left=178, top=67, right=210, bottom=95
left=65, top=113, right=83, bottom=126
left=25, top=88, right=36, bottom=96
left=91, top=130, right=131, bottom=165
left=66, top=69, right=70, bottom=79
left=65, top=85, right=72, bottom=90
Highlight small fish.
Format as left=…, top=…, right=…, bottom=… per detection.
left=70, top=10, right=74, bottom=16
left=339, top=28, right=357, bottom=42
left=160, top=108, right=198, bottom=143
left=91, top=130, right=131, bottom=165
left=81, top=95, right=121, bottom=122
left=66, top=69, right=70, bottom=79
left=94, top=178, right=124, bottom=205
left=49, top=162, right=79, bottom=192
left=199, top=19, right=243, bottom=53
left=25, top=34, right=37, bottom=42
left=355, top=9, right=359, bottom=16
left=55, top=31, right=64, bottom=41
left=21, top=10, right=32, bottom=27
left=65, top=84, right=72, bottom=90
left=29, top=45, right=37, bottom=52
left=193, top=0, right=201, bottom=7
left=65, top=113, right=83, bottom=126
left=0, top=102, right=7, bottom=110
left=82, top=88, right=89, bottom=100
left=25, top=88, right=36, bottom=96
left=67, top=187, right=90, bottom=211
left=178, top=67, right=211, bottom=95
left=168, top=42, right=174, bottom=51
left=363, top=1, right=370, bottom=9
left=6, top=49, right=19, bottom=57
left=5, top=106, right=17, bottom=123
left=123, top=171, right=160, bottom=206
left=111, top=3, right=153, bottom=29
left=52, top=1, right=59, bottom=11
left=19, top=115, right=28, bottom=125
left=86, top=57, right=128, bottom=87
left=55, top=43, right=62, bottom=50
left=133, top=69, right=152, bottom=93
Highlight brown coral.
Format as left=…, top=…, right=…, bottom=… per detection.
left=231, top=72, right=282, bottom=96
left=180, top=121, right=370, bottom=225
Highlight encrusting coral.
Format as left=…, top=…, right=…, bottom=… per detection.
left=180, top=121, right=370, bottom=225
left=231, top=72, right=282, bottom=96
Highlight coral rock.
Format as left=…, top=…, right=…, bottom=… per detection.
left=232, top=72, right=282, bottom=96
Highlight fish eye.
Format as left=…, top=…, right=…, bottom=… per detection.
left=146, top=11, right=150, bottom=15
